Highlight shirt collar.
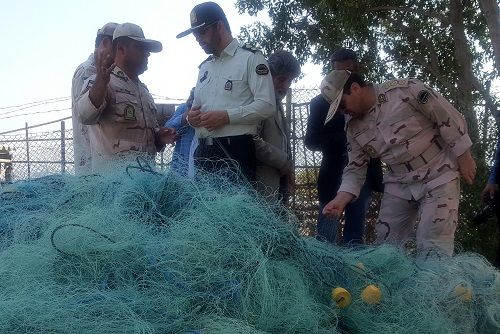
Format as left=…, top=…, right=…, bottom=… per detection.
left=219, top=38, right=239, bottom=58
left=111, top=66, right=137, bottom=84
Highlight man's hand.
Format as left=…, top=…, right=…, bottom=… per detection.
left=95, top=47, right=115, bottom=85
left=481, top=183, right=498, bottom=201
left=322, top=192, right=355, bottom=219
left=280, top=160, right=295, bottom=193
left=89, top=49, right=114, bottom=108
left=457, top=149, right=476, bottom=185
left=157, top=127, right=177, bottom=145
left=200, top=110, right=229, bottom=132
left=186, top=106, right=202, bottom=127
left=279, top=160, right=293, bottom=177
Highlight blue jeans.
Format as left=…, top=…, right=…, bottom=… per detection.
left=316, top=181, right=372, bottom=245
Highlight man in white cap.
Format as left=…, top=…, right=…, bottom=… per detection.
left=322, top=70, right=476, bottom=258
left=71, top=22, right=118, bottom=174
left=177, top=1, right=275, bottom=184
left=76, top=23, right=175, bottom=171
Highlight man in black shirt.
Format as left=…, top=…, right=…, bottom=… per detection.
left=305, top=49, right=383, bottom=244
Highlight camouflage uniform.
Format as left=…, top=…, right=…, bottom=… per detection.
left=71, top=54, right=95, bottom=174
left=338, top=78, right=472, bottom=257
left=76, top=66, right=161, bottom=171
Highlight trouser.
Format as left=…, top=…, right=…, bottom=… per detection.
left=492, top=194, right=500, bottom=268
left=194, top=135, right=256, bottom=185
left=375, top=178, right=460, bottom=258
left=317, top=180, right=372, bottom=244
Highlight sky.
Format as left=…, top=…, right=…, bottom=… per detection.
left=0, top=0, right=324, bottom=133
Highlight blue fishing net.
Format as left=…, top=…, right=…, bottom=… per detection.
left=0, top=158, right=498, bottom=333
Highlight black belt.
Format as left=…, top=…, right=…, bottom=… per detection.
left=198, top=135, right=252, bottom=146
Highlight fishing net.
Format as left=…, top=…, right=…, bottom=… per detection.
left=0, top=157, right=499, bottom=333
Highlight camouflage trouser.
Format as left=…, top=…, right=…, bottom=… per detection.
left=375, top=178, right=460, bottom=257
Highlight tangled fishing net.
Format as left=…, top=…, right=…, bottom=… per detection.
left=0, top=157, right=499, bottom=333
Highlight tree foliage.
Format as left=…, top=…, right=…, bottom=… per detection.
left=236, top=0, right=499, bottom=126
left=236, top=0, right=500, bottom=263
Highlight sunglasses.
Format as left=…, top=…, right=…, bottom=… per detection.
left=193, top=21, right=218, bottom=37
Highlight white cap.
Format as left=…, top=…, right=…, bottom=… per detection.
left=113, top=23, right=162, bottom=53
left=320, top=70, right=351, bottom=124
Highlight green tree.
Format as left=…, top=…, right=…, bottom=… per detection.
left=236, top=0, right=498, bottom=143
left=236, top=0, right=500, bottom=262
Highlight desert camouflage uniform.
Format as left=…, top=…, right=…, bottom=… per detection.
left=338, top=78, right=472, bottom=257
left=76, top=66, right=161, bottom=171
left=71, top=54, right=95, bottom=174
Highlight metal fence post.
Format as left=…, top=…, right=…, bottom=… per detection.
left=287, top=88, right=295, bottom=208
left=25, top=122, right=30, bottom=179
left=286, top=88, right=292, bottom=133
left=61, top=121, right=66, bottom=173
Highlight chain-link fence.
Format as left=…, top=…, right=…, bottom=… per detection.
left=0, top=89, right=357, bottom=238
left=2, top=89, right=496, bottom=242
left=0, top=118, right=175, bottom=182
left=285, top=88, right=321, bottom=235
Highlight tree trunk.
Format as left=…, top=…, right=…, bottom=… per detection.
left=478, top=0, right=500, bottom=74
left=449, top=0, right=483, bottom=161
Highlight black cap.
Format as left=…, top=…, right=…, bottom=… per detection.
left=176, top=2, right=227, bottom=39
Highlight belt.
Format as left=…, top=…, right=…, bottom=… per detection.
left=388, top=141, right=442, bottom=174
left=198, top=137, right=215, bottom=146
left=198, top=135, right=252, bottom=146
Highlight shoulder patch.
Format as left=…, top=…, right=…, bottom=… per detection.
left=417, top=90, right=430, bottom=104
left=377, top=93, right=387, bottom=104
left=242, top=43, right=260, bottom=53
left=198, top=55, right=213, bottom=69
left=382, top=79, right=408, bottom=92
left=255, top=64, right=269, bottom=75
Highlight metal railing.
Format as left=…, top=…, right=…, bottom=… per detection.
left=0, top=89, right=323, bottom=232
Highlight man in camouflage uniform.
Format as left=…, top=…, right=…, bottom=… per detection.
left=322, top=70, right=476, bottom=257
left=76, top=23, right=175, bottom=171
left=71, top=22, right=118, bottom=174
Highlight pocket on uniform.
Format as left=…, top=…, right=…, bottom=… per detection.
left=354, top=131, right=378, bottom=158
left=420, top=195, right=458, bottom=239
left=114, top=94, right=138, bottom=122
left=379, top=115, right=425, bottom=161
left=222, top=70, right=246, bottom=95
left=386, top=115, right=423, bottom=145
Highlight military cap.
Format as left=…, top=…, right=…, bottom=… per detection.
left=176, top=2, right=227, bottom=38
left=113, top=22, right=163, bottom=53
left=319, top=69, right=351, bottom=124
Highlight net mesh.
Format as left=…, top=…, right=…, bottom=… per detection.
left=0, top=158, right=499, bottom=333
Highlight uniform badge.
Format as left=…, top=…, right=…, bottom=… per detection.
left=417, top=90, right=430, bottom=104
left=190, top=11, right=197, bottom=25
left=364, top=145, right=377, bottom=157
left=224, top=80, right=232, bottom=91
left=377, top=93, right=387, bottom=104
left=200, top=70, right=208, bottom=83
left=255, top=64, right=269, bottom=75
left=124, top=104, right=136, bottom=120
